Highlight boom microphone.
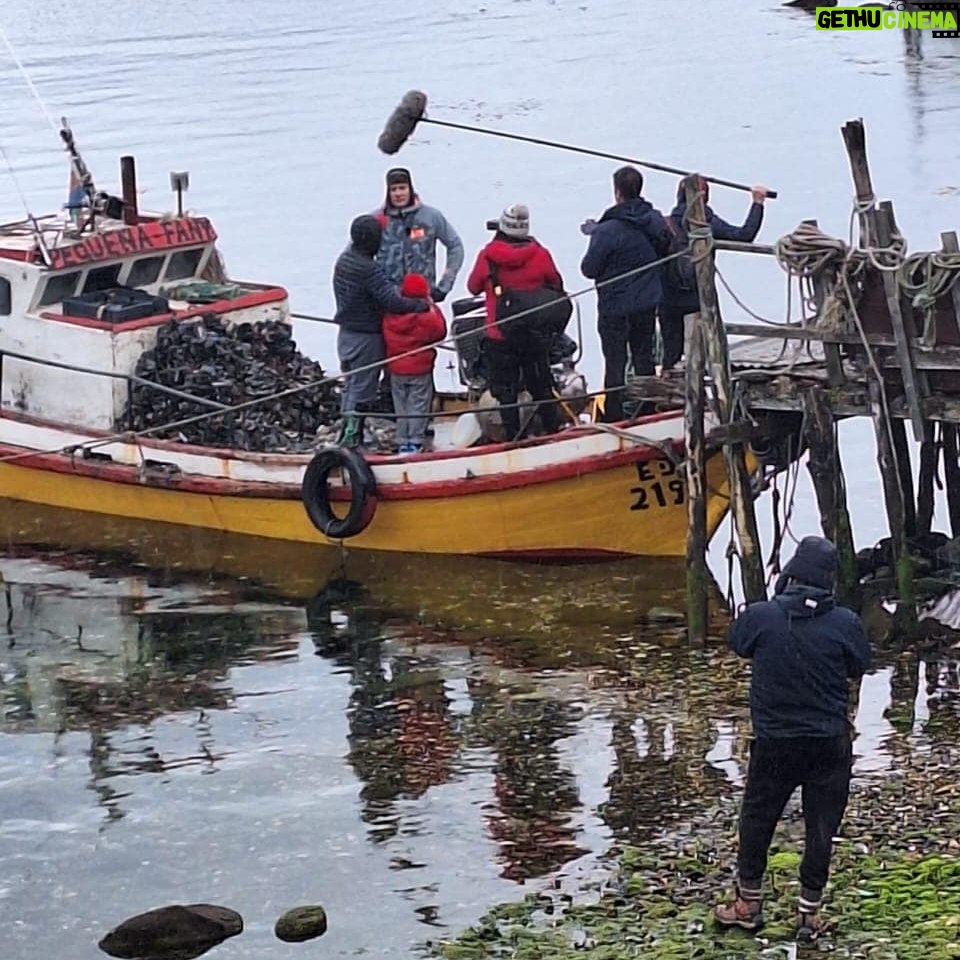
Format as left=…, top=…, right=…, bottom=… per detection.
left=377, top=90, right=428, bottom=155
left=376, top=90, right=777, bottom=199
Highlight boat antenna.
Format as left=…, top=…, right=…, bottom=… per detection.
left=0, top=142, right=52, bottom=266
left=0, top=25, right=97, bottom=218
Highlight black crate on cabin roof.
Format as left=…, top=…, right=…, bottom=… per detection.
left=62, top=286, right=170, bottom=323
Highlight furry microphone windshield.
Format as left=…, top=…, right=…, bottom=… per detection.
left=377, top=90, right=428, bottom=155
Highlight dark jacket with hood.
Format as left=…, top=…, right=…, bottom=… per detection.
left=580, top=198, right=671, bottom=318
left=333, top=216, right=428, bottom=334
left=664, top=188, right=764, bottom=311
left=728, top=536, right=870, bottom=740
left=467, top=235, right=563, bottom=342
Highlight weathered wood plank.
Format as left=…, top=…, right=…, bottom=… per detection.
left=686, top=175, right=766, bottom=603
left=684, top=316, right=708, bottom=643
left=802, top=388, right=858, bottom=604
left=875, top=203, right=926, bottom=440
left=942, top=424, right=960, bottom=539
left=916, top=421, right=937, bottom=537
left=869, top=380, right=916, bottom=628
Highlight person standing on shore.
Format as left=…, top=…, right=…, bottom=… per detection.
left=714, top=536, right=870, bottom=942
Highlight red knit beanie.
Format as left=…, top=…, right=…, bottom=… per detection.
left=400, top=273, right=430, bottom=297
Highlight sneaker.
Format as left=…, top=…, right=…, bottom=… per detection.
left=398, top=443, right=417, bottom=456
left=714, top=887, right=763, bottom=932
left=796, top=910, right=827, bottom=943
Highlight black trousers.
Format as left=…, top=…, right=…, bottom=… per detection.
left=598, top=310, right=656, bottom=422
left=737, top=734, right=852, bottom=900
left=659, top=303, right=691, bottom=371
left=484, top=329, right=558, bottom=441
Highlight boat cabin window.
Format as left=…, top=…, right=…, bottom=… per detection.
left=164, top=248, right=203, bottom=282
left=0, top=277, right=10, bottom=315
left=82, top=263, right=122, bottom=293
left=126, top=255, right=164, bottom=288
left=38, top=271, right=81, bottom=306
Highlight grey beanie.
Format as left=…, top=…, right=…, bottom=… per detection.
left=499, top=203, right=530, bottom=238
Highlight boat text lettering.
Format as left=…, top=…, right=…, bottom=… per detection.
left=630, top=458, right=685, bottom=511
left=46, top=218, right=217, bottom=270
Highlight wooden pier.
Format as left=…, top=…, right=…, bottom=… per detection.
left=639, top=119, right=960, bottom=640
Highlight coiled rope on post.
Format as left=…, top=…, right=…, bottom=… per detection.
left=897, top=249, right=960, bottom=343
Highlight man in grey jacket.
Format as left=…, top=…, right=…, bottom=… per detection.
left=332, top=215, right=429, bottom=447
left=376, top=168, right=464, bottom=302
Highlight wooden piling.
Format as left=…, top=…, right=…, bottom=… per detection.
left=685, top=175, right=766, bottom=603
left=684, top=317, right=708, bottom=642
left=915, top=421, right=937, bottom=538
left=941, top=232, right=960, bottom=538
left=802, top=388, right=858, bottom=604
left=869, top=380, right=916, bottom=628
left=890, top=418, right=917, bottom=538
left=943, top=424, right=960, bottom=539
left=840, top=122, right=925, bottom=439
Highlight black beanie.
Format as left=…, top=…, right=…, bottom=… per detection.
left=386, top=167, right=412, bottom=187
left=385, top=167, right=415, bottom=208
left=350, top=214, right=382, bottom=256
left=778, top=536, right=838, bottom=591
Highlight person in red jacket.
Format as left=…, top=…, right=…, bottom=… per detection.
left=382, top=273, right=447, bottom=455
left=466, top=204, right=563, bottom=442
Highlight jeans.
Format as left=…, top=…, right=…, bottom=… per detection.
left=391, top=372, right=434, bottom=447
left=737, top=734, right=852, bottom=901
left=598, top=309, right=656, bottom=422
left=337, top=328, right=385, bottom=416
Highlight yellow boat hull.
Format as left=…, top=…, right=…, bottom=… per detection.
left=0, top=446, right=735, bottom=558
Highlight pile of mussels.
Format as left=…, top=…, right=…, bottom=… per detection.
left=123, top=314, right=342, bottom=452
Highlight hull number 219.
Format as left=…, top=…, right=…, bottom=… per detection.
left=630, top=458, right=685, bottom=511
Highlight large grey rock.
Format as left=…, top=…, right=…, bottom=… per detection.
left=98, top=903, right=243, bottom=959
left=274, top=905, right=328, bottom=943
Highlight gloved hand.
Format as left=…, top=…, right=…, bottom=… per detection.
left=430, top=286, right=447, bottom=303
left=580, top=218, right=598, bottom=236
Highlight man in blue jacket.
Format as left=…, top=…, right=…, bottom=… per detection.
left=660, top=175, right=768, bottom=373
left=580, top=166, right=671, bottom=422
left=332, top=215, right=429, bottom=447
left=715, top=536, right=870, bottom=942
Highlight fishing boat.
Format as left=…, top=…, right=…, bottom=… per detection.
left=0, top=131, right=747, bottom=560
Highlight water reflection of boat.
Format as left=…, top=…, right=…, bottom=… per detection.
left=0, top=498, right=729, bottom=648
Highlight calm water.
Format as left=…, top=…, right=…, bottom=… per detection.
left=0, top=513, right=956, bottom=960
left=1, top=1, right=960, bottom=957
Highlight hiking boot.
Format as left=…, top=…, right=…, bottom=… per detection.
left=796, top=909, right=827, bottom=943
left=714, top=886, right=763, bottom=932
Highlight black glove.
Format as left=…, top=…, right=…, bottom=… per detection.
left=430, top=286, right=448, bottom=303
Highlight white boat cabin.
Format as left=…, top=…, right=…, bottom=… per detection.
left=0, top=209, right=290, bottom=431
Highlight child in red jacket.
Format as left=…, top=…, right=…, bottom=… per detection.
left=382, top=273, right=447, bottom=454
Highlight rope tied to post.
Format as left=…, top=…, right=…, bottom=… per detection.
left=897, top=249, right=960, bottom=345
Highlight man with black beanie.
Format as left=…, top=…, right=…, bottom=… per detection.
left=714, top=536, right=870, bottom=943
left=332, top=214, right=429, bottom=447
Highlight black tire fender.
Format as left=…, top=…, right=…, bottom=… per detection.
left=301, top=446, right=378, bottom=539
